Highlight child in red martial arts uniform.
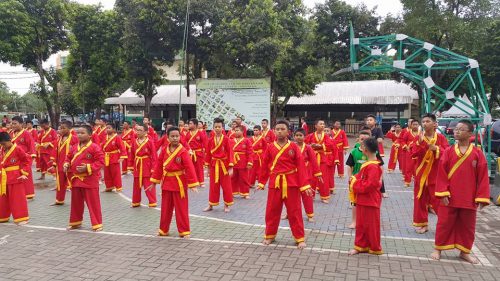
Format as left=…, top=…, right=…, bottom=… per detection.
left=349, top=137, right=383, bottom=255
left=204, top=118, right=235, bottom=213
left=412, top=113, right=449, bottom=234
left=9, top=116, right=36, bottom=200
left=102, top=123, right=127, bottom=192
left=150, top=127, right=199, bottom=238
left=293, top=128, right=322, bottom=222
left=430, top=120, right=490, bottom=264
left=385, top=123, right=406, bottom=173
left=402, top=119, right=420, bottom=187
left=231, top=126, right=253, bottom=198
left=48, top=120, right=78, bottom=205
left=257, top=120, right=313, bottom=249
left=0, top=132, right=31, bottom=225
left=261, top=119, right=276, bottom=144
left=121, top=121, right=136, bottom=175
left=249, top=125, right=267, bottom=188
left=37, top=119, right=58, bottom=181
left=332, top=121, right=349, bottom=178
left=64, top=125, right=105, bottom=231
left=130, top=125, right=158, bottom=208
left=186, top=118, right=208, bottom=188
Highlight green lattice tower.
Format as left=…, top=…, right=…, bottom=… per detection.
left=349, top=24, right=493, bottom=172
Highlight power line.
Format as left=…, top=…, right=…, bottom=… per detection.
left=0, top=76, right=40, bottom=80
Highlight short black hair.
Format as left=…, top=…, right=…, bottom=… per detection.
left=80, top=125, right=93, bottom=135
left=276, top=120, right=289, bottom=128
left=359, top=130, right=371, bottom=137
left=11, top=116, right=23, bottom=123
left=294, top=128, right=306, bottom=136
left=253, top=125, right=262, bottom=130
left=106, top=122, right=115, bottom=128
left=411, top=119, right=420, bottom=124
left=363, top=137, right=379, bottom=153
left=189, top=118, right=199, bottom=126
left=41, top=119, right=49, bottom=125
left=421, top=113, right=436, bottom=122
left=458, top=119, right=474, bottom=132
left=213, top=117, right=224, bottom=126
left=262, top=119, right=269, bottom=124
left=1, top=123, right=6, bottom=127
left=61, top=120, right=73, bottom=128
left=123, top=121, right=130, bottom=125
left=394, top=123, right=401, bottom=127
left=26, top=120, right=33, bottom=125
left=167, top=126, right=180, bottom=135
left=361, top=125, right=371, bottom=131
left=314, top=119, right=324, bottom=125
left=0, top=132, right=11, bottom=142
left=366, top=114, right=377, bottom=120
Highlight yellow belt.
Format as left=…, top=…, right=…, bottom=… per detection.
left=234, top=152, right=245, bottom=164
left=191, top=149, right=203, bottom=162
left=213, top=158, right=228, bottom=183
left=135, top=156, right=149, bottom=188
left=273, top=169, right=297, bottom=199
left=1, top=166, right=20, bottom=195
left=253, top=150, right=263, bottom=166
left=164, top=170, right=186, bottom=198
left=415, top=151, right=435, bottom=199
left=104, top=150, right=120, bottom=166
left=392, top=144, right=400, bottom=164
left=71, top=173, right=87, bottom=183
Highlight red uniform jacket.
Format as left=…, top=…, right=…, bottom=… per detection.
left=351, top=161, right=383, bottom=208
left=185, top=130, right=208, bottom=162
left=38, top=128, right=58, bottom=156
left=0, top=144, right=30, bottom=192
left=130, top=138, right=157, bottom=178
left=332, top=128, right=349, bottom=150
left=151, top=144, right=199, bottom=197
left=251, top=135, right=267, bottom=165
left=299, top=143, right=322, bottom=180
left=204, top=135, right=234, bottom=169
left=10, top=129, right=36, bottom=158
left=102, top=134, right=127, bottom=166
left=402, top=129, right=419, bottom=153
left=121, top=128, right=136, bottom=154
left=435, top=144, right=490, bottom=209
left=147, top=126, right=158, bottom=143
left=27, top=128, right=39, bottom=145
left=232, top=137, right=253, bottom=169
left=301, top=123, right=309, bottom=134
left=305, top=132, right=337, bottom=165
left=50, top=134, right=79, bottom=171
left=386, top=130, right=406, bottom=147
left=258, top=141, right=311, bottom=194
left=65, top=142, right=105, bottom=189
left=262, top=129, right=276, bottom=144
left=411, top=133, right=449, bottom=194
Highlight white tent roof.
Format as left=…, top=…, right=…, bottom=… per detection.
left=287, top=80, right=418, bottom=105
left=441, top=95, right=476, bottom=117
left=105, top=84, right=196, bottom=105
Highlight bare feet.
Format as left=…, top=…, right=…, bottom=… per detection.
left=182, top=235, right=190, bottom=239
left=37, top=177, right=45, bottom=180
left=50, top=202, right=64, bottom=206
left=321, top=199, right=329, bottom=204
left=348, top=249, right=360, bottom=255
left=429, top=207, right=436, bottom=215
left=16, top=220, right=29, bottom=226
left=459, top=252, right=479, bottom=264
left=49, top=187, right=56, bottom=191
left=203, top=205, right=213, bottom=212
left=348, top=222, right=356, bottom=229
left=93, top=227, right=103, bottom=232
left=382, top=193, right=389, bottom=198
left=307, top=217, right=315, bottom=223
left=430, top=250, right=441, bottom=260
left=67, top=225, right=81, bottom=230
left=262, top=238, right=274, bottom=245
left=297, top=242, right=307, bottom=249
left=415, top=226, right=428, bottom=234
left=224, top=205, right=230, bottom=213
left=281, top=214, right=288, bottom=220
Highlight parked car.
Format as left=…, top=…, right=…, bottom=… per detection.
left=437, top=119, right=450, bottom=133
left=445, top=120, right=459, bottom=135
left=489, top=120, right=500, bottom=155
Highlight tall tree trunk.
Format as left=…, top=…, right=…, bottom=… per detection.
left=36, top=58, right=56, bottom=127
left=96, top=106, right=102, bottom=119
left=186, top=54, right=191, bottom=97
left=271, top=78, right=279, bottom=126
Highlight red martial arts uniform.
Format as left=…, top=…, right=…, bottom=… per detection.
left=38, top=127, right=58, bottom=175
left=325, top=135, right=339, bottom=192
left=185, top=129, right=208, bottom=186
left=402, top=129, right=419, bottom=186
left=305, top=132, right=336, bottom=200
left=385, top=130, right=406, bottom=172
left=434, top=144, right=490, bottom=254
left=10, top=129, right=36, bottom=199
left=65, top=141, right=105, bottom=230
left=151, top=144, right=199, bottom=237
left=262, top=128, right=276, bottom=144
left=258, top=140, right=311, bottom=242
left=130, top=138, right=157, bottom=207
left=332, top=128, right=349, bottom=177
left=351, top=160, right=383, bottom=255
left=121, top=128, right=136, bottom=174
left=147, top=126, right=158, bottom=143
left=91, top=126, right=101, bottom=146
left=102, top=134, right=127, bottom=191
left=249, top=134, right=267, bottom=187
left=49, top=133, right=78, bottom=204
left=298, top=143, right=322, bottom=218
left=231, top=137, right=253, bottom=197
left=301, top=122, right=309, bottom=134
left=35, top=129, right=42, bottom=172
left=0, top=144, right=30, bottom=223
left=205, top=134, right=234, bottom=207
left=411, top=132, right=449, bottom=227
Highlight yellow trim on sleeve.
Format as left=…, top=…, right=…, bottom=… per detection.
left=435, top=191, right=451, bottom=197
left=475, top=198, right=490, bottom=204
left=86, top=164, right=92, bottom=176
left=187, top=182, right=199, bottom=188
left=150, top=178, right=161, bottom=184
left=299, top=185, right=311, bottom=192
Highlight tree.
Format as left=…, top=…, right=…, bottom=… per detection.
left=478, top=19, right=500, bottom=109
left=115, top=0, right=184, bottom=118
left=214, top=0, right=322, bottom=120
left=0, top=0, right=69, bottom=127
left=66, top=4, right=126, bottom=119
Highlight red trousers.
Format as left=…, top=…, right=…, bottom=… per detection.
left=104, top=163, right=123, bottom=191
left=378, top=143, right=385, bottom=157
left=159, top=190, right=190, bottom=237
left=25, top=158, right=35, bottom=199
left=231, top=168, right=250, bottom=196
left=354, top=205, right=382, bottom=254
left=36, top=153, right=41, bottom=171
left=69, top=187, right=102, bottom=230
left=403, top=153, right=415, bottom=185
left=334, top=149, right=345, bottom=177
left=121, top=160, right=128, bottom=174
left=435, top=206, right=476, bottom=253
left=55, top=169, right=69, bottom=204
left=301, top=189, right=314, bottom=218
left=208, top=166, right=233, bottom=206
left=316, top=163, right=331, bottom=200
left=39, top=153, right=51, bottom=173
left=249, top=156, right=262, bottom=186
left=193, top=157, right=205, bottom=186
left=388, top=146, right=404, bottom=171
left=265, top=187, right=305, bottom=243
left=327, top=164, right=335, bottom=191
left=413, top=181, right=440, bottom=227
left=132, top=177, right=157, bottom=207
left=0, top=183, right=29, bottom=223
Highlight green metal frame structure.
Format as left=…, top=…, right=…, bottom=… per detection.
left=348, top=24, right=493, bottom=173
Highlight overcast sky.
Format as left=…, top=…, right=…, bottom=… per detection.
left=0, top=0, right=403, bottom=95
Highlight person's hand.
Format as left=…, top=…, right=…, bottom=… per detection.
left=119, top=158, right=124, bottom=164
left=42, top=144, right=49, bottom=149
left=17, top=175, right=28, bottom=181
left=317, top=176, right=323, bottom=183
left=304, top=188, right=314, bottom=197
left=76, top=165, right=87, bottom=173
left=429, top=144, right=437, bottom=151
left=63, top=163, right=69, bottom=173
left=191, top=187, right=199, bottom=193
left=228, top=168, right=233, bottom=177
left=441, top=197, right=450, bottom=206
left=391, top=125, right=395, bottom=131
left=247, top=163, right=252, bottom=170
left=477, top=203, right=487, bottom=210
left=419, top=131, right=424, bottom=142
left=344, top=149, right=348, bottom=155
left=311, top=144, right=322, bottom=150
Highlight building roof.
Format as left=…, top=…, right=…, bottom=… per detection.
left=441, top=95, right=475, bottom=117
left=287, top=80, right=418, bottom=105
left=105, top=84, right=196, bottom=106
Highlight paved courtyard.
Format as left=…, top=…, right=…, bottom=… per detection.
left=1, top=150, right=499, bottom=280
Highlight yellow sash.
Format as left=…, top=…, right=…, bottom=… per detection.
left=164, top=171, right=186, bottom=198
left=70, top=141, right=93, bottom=180
left=1, top=144, right=18, bottom=195
left=313, top=132, right=325, bottom=165
left=11, top=129, right=25, bottom=143
left=233, top=137, right=245, bottom=164
left=270, top=141, right=292, bottom=198
left=415, top=133, right=438, bottom=199
left=134, top=138, right=149, bottom=187
left=448, top=144, right=474, bottom=179
left=162, top=145, right=185, bottom=196
left=103, top=134, right=119, bottom=166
